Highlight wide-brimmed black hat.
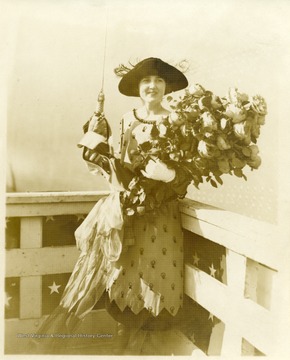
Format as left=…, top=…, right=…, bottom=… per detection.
left=118, top=57, right=188, bottom=97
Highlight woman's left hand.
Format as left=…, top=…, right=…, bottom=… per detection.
left=141, top=159, right=176, bottom=182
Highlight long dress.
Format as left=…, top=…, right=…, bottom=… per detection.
left=105, top=111, right=185, bottom=320
left=30, top=110, right=191, bottom=353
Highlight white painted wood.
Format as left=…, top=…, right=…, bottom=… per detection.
left=20, top=276, right=42, bottom=319
left=216, top=250, right=246, bottom=355
left=181, top=213, right=279, bottom=271
left=184, top=263, right=275, bottom=355
left=244, top=259, right=258, bottom=302
left=225, top=250, right=246, bottom=294
left=207, top=322, right=224, bottom=356
left=179, top=198, right=277, bottom=240
left=5, top=194, right=280, bottom=356
left=20, top=217, right=42, bottom=249
left=6, top=191, right=109, bottom=203
left=6, top=202, right=96, bottom=217
left=221, top=326, right=242, bottom=356
left=6, top=246, right=79, bottom=277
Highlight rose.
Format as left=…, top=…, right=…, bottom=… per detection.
left=198, top=140, right=216, bottom=158
left=225, top=104, right=246, bottom=123
left=158, top=123, right=168, bottom=137
left=250, top=95, right=267, bottom=115
left=201, top=112, right=218, bottom=131
left=220, top=118, right=229, bottom=130
left=227, top=87, right=249, bottom=104
left=188, top=84, right=205, bottom=97
left=169, top=112, right=185, bottom=126
left=233, top=121, right=251, bottom=139
left=211, top=95, right=222, bottom=109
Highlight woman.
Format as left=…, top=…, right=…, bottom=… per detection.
left=99, top=57, right=191, bottom=353
left=31, top=58, right=191, bottom=355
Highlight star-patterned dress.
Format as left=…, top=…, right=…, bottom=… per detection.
left=105, top=110, right=185, bottom=318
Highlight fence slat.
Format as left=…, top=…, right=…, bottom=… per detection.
left=184, top=263, right=275, bottom=355
left=20, top=217, right=42, bottom=248
left=6, top=246, right=80, bottom=277
left=20, top=276, right=42, bottom=319
left=220, top=250, right=247, bottom=355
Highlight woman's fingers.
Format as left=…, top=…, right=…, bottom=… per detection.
left=89, top=153, right=98, bottom=161
left=84, top=149, right=98, bottom=162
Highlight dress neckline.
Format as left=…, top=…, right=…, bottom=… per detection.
left=133, top=108, right=169, bottom=125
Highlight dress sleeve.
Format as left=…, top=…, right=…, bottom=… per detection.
left=78, top=114, right=135, bottom=190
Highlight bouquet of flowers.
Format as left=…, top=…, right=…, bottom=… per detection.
left=121, top=84, right=267, bottom=216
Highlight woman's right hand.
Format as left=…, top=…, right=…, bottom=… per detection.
left=141, top=159, right=176, bottom=183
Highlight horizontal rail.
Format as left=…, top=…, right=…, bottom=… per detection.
left=6, top=246, right=80, bottom=277
left=5, top=191, right=110, bottom=217
left=6, top=191, right=110, bottom=204
left=179, top=198, right=280, bottom=271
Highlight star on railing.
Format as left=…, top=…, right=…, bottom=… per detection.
left=48, top=281, right=61, bottom=294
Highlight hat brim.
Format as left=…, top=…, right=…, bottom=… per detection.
left=118, top=58, right=188, bottom=97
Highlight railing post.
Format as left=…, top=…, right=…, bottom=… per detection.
left=220, top=249, right=247, bottom=356
left=19, top=217, right=43, bottom=319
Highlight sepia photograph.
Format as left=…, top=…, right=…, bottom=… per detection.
left=2, top=0, right=290, bottom=358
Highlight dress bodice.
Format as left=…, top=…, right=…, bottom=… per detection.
left=120, top=110, right=168, bottom=171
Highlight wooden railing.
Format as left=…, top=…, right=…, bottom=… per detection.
left=179, top=198, right=280, bottom=356
left=5, top=191, right=281, bottom=356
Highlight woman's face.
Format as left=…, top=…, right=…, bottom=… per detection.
left=139, top=75, right=166, bottom=105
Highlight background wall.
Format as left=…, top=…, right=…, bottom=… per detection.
left=4, top=0, right=290, bottom=224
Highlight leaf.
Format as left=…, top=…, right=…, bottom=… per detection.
left=234, top=168, right=243, bottom=177
left=231, top=157, right=246, bottom=169
left=242, top=147, right=251, bottom=157
left=139, top=141, right=152, bottom=152
left=150, top=124, right=159, bottom=137
left=210, top=179, right=218, bottom=188
left=215, top=175, right=223, bottom=185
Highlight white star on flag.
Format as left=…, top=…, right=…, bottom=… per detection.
left=192, top=252, right=200, bottom=266
left=5, top=292, right=12, bottom=307
left=209, top=263, right=217, bottom=277
left=48, top=281, right=61, bottom=294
